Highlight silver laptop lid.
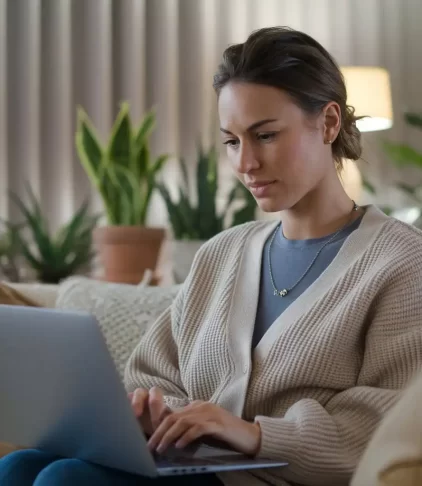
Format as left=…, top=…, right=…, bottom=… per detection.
left=0, top=305, right=157, bottom=477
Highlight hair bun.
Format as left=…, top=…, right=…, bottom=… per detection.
left=333, top=105, right=362, bottom=164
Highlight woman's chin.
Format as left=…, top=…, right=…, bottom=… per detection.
left=256, top=198, right=285, bottom=214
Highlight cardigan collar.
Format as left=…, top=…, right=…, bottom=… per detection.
left=225, top=205, right=391, bottom=363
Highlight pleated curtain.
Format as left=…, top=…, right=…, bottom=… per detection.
left=1, top=0, right=422, bottom=232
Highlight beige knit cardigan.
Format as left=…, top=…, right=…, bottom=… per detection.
left=125, top=205, right=422, bottom=486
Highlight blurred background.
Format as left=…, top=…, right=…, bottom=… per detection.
left=0, top=0, right=421, bottom=286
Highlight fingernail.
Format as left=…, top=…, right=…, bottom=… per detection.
left=175, top=441, right=183, bottom=449
left=157, top=444, right=164, bottom=454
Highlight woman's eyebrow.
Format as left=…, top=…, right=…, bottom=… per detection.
left=220, top=118, right=278, bottom=135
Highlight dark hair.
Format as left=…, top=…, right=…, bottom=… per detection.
left=213, top=27, right=362, bottom=169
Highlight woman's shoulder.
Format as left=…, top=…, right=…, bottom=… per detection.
left=379, top=214, right=422, bottom=251
left=369, top=208, right=422, bottom=270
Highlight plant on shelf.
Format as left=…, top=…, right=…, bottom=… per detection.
left=9, top=185, right=99, bottom=284
left=75, top=102, right=169, bottom=284
left=157, top=144, right=257, bottom=282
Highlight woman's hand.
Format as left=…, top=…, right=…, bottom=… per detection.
left=128, top=387, right=171, bottom=436
left=147, top=401, right=261, bottom=456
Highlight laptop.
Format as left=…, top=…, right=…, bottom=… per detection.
left=0, top=305, right=287, bottom=477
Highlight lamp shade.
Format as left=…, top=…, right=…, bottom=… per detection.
left=341, top=67, right=393, bottom=132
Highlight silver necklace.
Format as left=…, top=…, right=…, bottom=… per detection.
left=269, top=201, right=359, bottom=297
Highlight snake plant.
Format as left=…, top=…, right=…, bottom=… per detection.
left=75, top=102, right=169, bottom=226
left=9, top=185, right=99, bottom=284
left=157, top=145, right=257, bottom=240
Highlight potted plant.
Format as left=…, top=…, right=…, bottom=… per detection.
left=75, top=102, right=169, bottom=284
left=363, top=112, right=422, bottom=223
left=158, top=145, right=257, bottom=283
left=8, top=185, right=98, bottom=284
left=0, top=222, right=23, bottom=282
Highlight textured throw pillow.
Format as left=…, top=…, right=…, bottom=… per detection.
left=56, top=277, right=181, bottom=379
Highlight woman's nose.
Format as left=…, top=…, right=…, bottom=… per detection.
left=235, top=144, right=260, bottom=174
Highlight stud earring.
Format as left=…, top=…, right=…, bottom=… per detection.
left=325, top=140, right=333, bottom=144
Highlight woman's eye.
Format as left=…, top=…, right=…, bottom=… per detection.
left=257, top=132, right=277, bottom=142
left=223, top=139, right=239, bottom=148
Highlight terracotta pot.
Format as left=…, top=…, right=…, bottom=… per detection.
left=93, top=226, right=165, bottom=284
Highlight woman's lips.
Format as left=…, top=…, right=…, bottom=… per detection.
left=247, top=181, right=276, bottom=197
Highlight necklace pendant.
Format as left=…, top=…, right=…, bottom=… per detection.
left=279, top=289, right=288, bottom=297
left=273, top=290, right=278, bottom=296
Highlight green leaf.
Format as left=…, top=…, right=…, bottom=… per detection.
left=395, top=182, right=421, bottom=203
left=14, top=231, right=44, bottom=271
left=197, top=145, right=219, bottom=238
left=75, top=107, right=104, bottom=185
left=179, top=157, right=190, bottom=193
left=75, top=105, right=167, bottom=226
left=106, top=164, right=144, bottom=225
left=381, top=206, right=394, bottom=216
left=139, top=154, right=169, bottom=225
left=383, top=140, right=422, bottom=168
left=133, top=110, right=155, bottom=180
left=229, top=182, right=257, bottom=227
left=226, top=184, right=241, bottom=209
left=405, top=112, right=422, bottom=129
left=362, top=177, right=376, bottom=194
left=57, top=200, right=95, bottom=257
left=157, top=183, right=191, bottom=239
left=134, top=110, right=155, bottom=148
left=135, top=143, right=149, bottom=181
left=9, top=190, right=53, bottom=263
left=148, top=154, right=169, bottom=178
left=107, top=102, right=132, bottom=168
left=176, top=189, right=200, bottom=238
left=8, top=184, right=97, bottom=283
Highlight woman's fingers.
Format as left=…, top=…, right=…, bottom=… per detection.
left=131, top=388, right=149, bottom=418
left=149, top=415, right=188, bottom=454
left=149, top=387, right=169, bottom=430
left=175, top=423, right=210, bottom=449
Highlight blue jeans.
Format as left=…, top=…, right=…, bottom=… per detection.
left=0, top=449, right=223, bottom=485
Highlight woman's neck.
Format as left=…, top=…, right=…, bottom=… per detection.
left=280, top=179, right=363, bottom=240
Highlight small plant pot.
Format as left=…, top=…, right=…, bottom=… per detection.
left=94, top=226, right=165, bottom=284
left=172, top=240, right=207, bottom=283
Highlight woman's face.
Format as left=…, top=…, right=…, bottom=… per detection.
left=218, top=82, right=336, bottom=213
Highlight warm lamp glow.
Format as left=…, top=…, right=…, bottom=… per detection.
left=341, top=66, right=393, bottom=132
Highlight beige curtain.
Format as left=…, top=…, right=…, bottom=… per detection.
left=1, top=0, right=421, bottom=230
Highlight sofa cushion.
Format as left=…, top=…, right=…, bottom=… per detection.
left=4, top=282, right=58, bottom=308
left=0, top=283, right=40, bottom=307
left=56, top=277, right=181, bottom=379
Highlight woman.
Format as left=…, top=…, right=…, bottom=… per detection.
left=2, top=26, right=422, bottom=486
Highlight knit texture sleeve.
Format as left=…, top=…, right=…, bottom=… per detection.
left=124, top=285, right=190, bottom=410
left=351, top=370, right=422, bottom=486
left=254, top=257, right=422, bottom=486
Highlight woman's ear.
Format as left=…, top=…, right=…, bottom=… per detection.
left=322, top=102, right=341, bottom=144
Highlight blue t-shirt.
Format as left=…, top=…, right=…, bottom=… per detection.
left=252, top=216, right=363, bottom=349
